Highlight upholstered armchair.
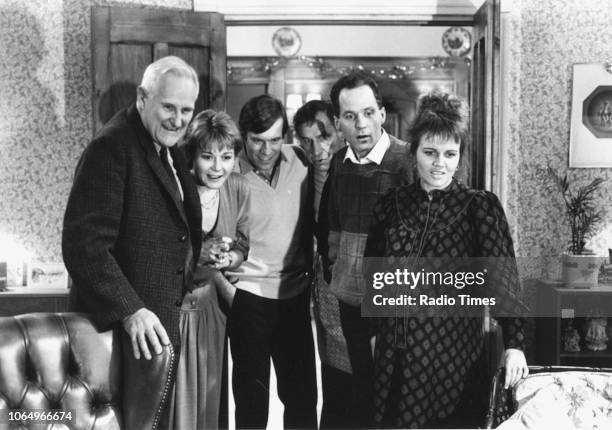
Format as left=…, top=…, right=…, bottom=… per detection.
left=0, top=313, right=174, bottom=430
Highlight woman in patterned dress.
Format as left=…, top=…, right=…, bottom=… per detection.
left=366, top=92, right=529, bottom=428
left=169, top=109, right=250, bottom=430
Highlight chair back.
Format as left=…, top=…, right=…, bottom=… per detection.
left=0, top=313, right=174, bottom=430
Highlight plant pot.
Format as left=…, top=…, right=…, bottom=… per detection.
left=561, top=253, right=601, bottom=288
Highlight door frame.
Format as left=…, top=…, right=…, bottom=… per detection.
left=224, top=6, right=500, bottom=191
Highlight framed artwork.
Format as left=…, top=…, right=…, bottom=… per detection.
left=569, top=63, right=612, bottom=167
left=27, top=262, right=69, bottom=289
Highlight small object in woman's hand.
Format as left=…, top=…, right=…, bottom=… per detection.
left=211, top=236, right=232, bottom=254
left=209, top=237, right=233, bottom=269
left=213, top=253, right=230, bottom=269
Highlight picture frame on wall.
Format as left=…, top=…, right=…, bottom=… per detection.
left=27, top=262, right=69, bottom=289
left=569, top=63, right=612, bottom=167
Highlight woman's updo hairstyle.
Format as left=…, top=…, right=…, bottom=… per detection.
left=408, top=92, right=470, bottom=157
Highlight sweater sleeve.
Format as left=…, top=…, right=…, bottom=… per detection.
left=232, top=174, right=251, bottom=261
left=472, top=191, right=526, bottom=350
left=317, top=154, right=340, bottom=282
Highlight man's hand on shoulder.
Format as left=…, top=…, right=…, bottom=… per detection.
left=122, top=308, right=170, bottom=360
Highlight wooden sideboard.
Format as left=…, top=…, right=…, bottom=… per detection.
left=536, top=282, right=612, bottom=367
left=0, top=287, right=69, bottom=316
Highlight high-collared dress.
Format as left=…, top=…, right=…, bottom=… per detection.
left=366, top=180, right=526, bottom=429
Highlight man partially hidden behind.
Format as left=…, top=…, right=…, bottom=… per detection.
left=62, top=56, right=202, bottom=423
left=294, top=100, right=353, bottom=428
left=319, top=71, right=411, bottom=428
left=228, top=94, right=317, bottom=429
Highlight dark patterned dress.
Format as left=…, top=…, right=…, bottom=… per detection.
left=366, top=180, right=526, bottom=429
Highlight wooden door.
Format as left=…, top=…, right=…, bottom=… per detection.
left=470, top=0, right=502, bottom=376
left=92, top=6, right=226, bottom=132
left=469, top=0, right=500, bottom=191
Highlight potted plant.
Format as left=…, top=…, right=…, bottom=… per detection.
left=548, top=166, right=605, bottom=288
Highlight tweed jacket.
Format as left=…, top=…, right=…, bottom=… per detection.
left=62, top=105, right=202, bottom=347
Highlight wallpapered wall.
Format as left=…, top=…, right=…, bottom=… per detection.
left=508, top=0, right=612, bottom=281
left=1, top=0, right=612, bottom=273
left=0, top=0, right=191, bottom=263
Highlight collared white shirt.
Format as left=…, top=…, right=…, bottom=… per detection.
left=343, top=129, right=390, bottom=165
left=154, top=142, right=184, bottom=201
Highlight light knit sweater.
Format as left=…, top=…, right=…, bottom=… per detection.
left=229, top=145, right=313, bottom=299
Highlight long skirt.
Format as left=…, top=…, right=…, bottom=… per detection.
left=168, top=280, right=227, bottom=430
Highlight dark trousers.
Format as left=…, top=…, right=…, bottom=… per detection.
left=319, top=363, right=353, bottom=429
left=338, top=301, right=374, bottom=429
left=228, top=288, right=317, bottom=429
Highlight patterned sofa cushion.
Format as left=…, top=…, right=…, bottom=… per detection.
left=497, top=372, right=612, bottom=430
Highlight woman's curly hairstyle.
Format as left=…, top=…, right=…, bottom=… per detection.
left=182, top=109, right=242, bottom=167
left=408, top=92, right=470, bottom=157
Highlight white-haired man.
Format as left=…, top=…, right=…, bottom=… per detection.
left=63, top=56, right=202, bottom=415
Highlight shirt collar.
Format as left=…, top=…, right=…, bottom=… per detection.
left=237, top=145, right=288, bottom=174
left=343, top=129, right=390, bottom=165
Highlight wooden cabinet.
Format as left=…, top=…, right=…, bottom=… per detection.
left=0, top=288, right=69, bottom=316
left=536, top=282, right=612, bottom=367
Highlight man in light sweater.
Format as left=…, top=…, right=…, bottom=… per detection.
left=319, top=71, right=411, bottom=428
left=228, top=94, right=317, bottom=429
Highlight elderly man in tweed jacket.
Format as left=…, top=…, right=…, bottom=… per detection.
left=62, top=56, right=202, bottom=361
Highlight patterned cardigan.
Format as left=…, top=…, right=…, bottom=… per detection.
left=318, top=134, right=410, bottom=306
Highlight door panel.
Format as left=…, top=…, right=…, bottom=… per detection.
left=110, top=44, right=150, bottom=83
left=92, top=6, right=226, bottom=132
left=470, top=0, right=500, bottom=191
left=168, top=45, right=214, bottom=113
left=470, top=37, right=486, bottom=189
left=108, top=7, right=214, bottom=45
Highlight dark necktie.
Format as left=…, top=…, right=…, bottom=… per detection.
left=159, top=147, right=180, bottom=196
left=160, top=147, right=193, bottom=292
